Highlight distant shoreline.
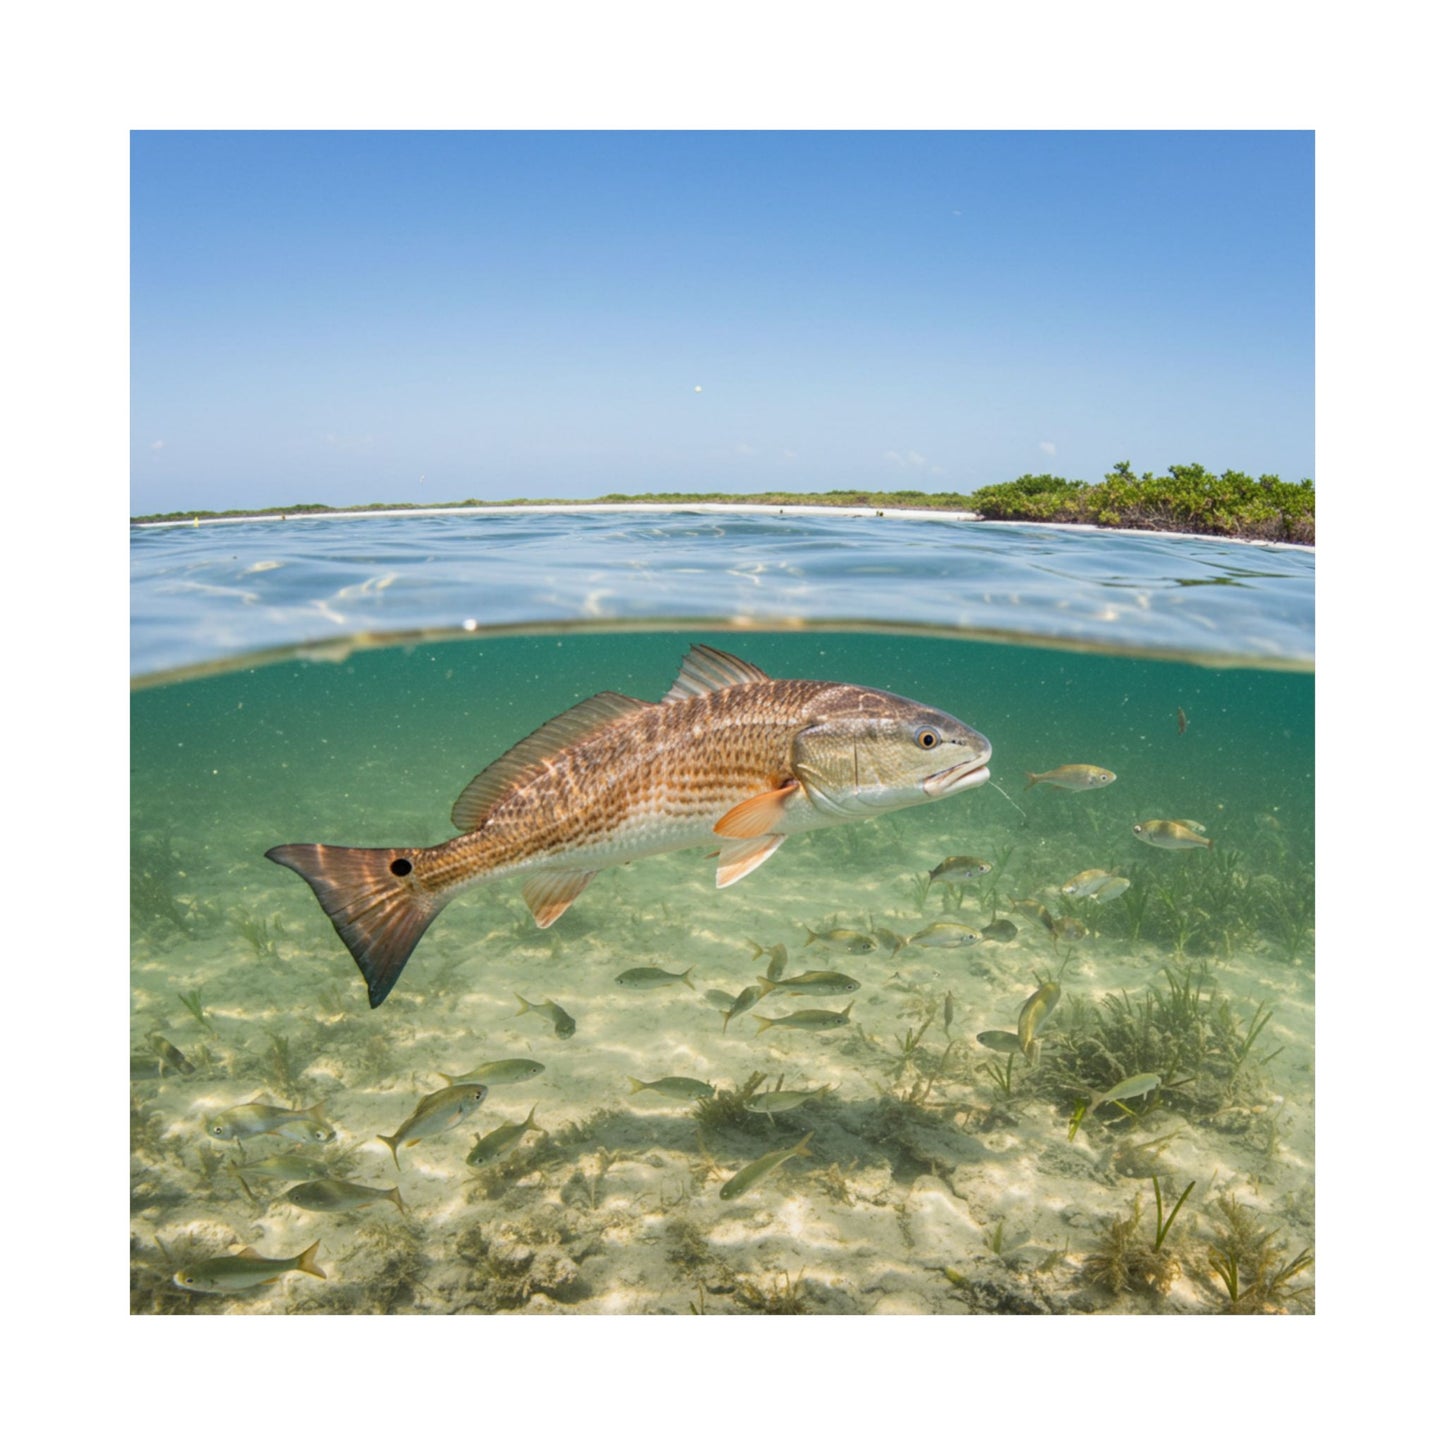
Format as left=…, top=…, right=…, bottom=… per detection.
left=131, top=493, right=981, bottom=526
left=132, top=498, right=984, bottom=527
left=131, top=473, right=1315, bottom=547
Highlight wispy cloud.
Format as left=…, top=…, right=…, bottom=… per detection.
left=884, top=449, right=928, bottom=468
left=150, top=439, right=166, bottom=451
left=1039, top=441, right=1056, bottom=456
left=884, top=449, right=944, bottom=476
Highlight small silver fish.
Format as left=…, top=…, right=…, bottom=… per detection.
left=207, top=1100, right=336, bottom=1144
left=980, top=918, right=1018, bottom=943
left=719, top=1132, right=814, bottom=1200
left=742, top=1085, right=832, bottom=1115
left=440, top=1058, right=546, bottom=1087
left=1050, top=914, right=1088, bottom=942
left=755, top=1002, right=854, bottom=1034
left=976, top=1029, right=1022, bottom=1054
left=378, top=1083, right=488, bottom=1164
left=764, top=969, right=861, bottom=996
left=1088, top=1073, right=1162, bottom=1116
left=1017, top=982, right=1061, bottom=1063
left=173, top=1241, right=325, bottom=1294
left=1061, top=869, right=1115, bottom=898
left=627, top=1076, right=715, bottom=1100
left=149, top=1035, right=195, bottom=1076
left=284, top=1178, right=407, bottom=1215
left=228, top=1152, right=332, bottom=1185
left=465, top=1105, right=545, bottom=1168
left=514, top=994, right=577, bottom=1038
left=1008, top=897, right=1056, bottom=932
left=928, top=855, right=992, bottom=881
left=871, top=927, right=908, bottom=956
left=747, top=940, right=790, bottom=980
left=1132, top=819, right=1212, bottom=851
left=722, top=982, right=775, bottom=1032
left=803, top=927, right=876, bottom=954
left=1089, top=876, right=1131, bottom=903
left=615, top=965, right=696, bottom=990
left=1024, top=765, right=1116, bottom=792
left=907, top=921, right=982, bottom=948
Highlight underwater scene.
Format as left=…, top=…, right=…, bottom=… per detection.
left=131, top=622, right=1314, bottom=1315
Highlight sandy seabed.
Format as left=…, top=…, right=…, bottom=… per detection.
left=129, top=797, right=1314, bottom=1318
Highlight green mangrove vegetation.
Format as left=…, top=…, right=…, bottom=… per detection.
left=965, top=462, right=1314, bottom=543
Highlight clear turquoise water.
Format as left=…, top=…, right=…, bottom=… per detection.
left=131, top=512, right=1313, bottom=1315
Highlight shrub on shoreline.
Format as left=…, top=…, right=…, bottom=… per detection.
left=968, top=462, right=1314, bottom=544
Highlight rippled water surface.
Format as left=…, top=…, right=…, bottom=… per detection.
left=131, top=508, right=1313, bottom=681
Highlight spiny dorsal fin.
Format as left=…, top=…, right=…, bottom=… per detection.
left=662, top=644, right=771, bottom=703
left=451, top=692, right=650, bottom=831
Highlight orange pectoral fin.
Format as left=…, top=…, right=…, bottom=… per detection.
left=715, top=835, right=785, bottom=887
left=713, top=783, right=799, bottom=839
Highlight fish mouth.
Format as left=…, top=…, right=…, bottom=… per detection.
left=922, top=758, right=992, bottom=799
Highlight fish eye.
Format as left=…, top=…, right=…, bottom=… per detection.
left=914, top=726, right=940, bottom=750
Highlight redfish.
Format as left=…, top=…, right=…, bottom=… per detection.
left=267, top=644, right=991, bottom=1007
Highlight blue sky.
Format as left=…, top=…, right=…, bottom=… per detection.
left=131, top=131, right=1313, bottom=514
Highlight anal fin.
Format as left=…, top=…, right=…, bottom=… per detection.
left=713, top=782, right=799, bottom=839
left=715, top=835, right=785, bottom=887
left=521, top=869, right=597, bottom=928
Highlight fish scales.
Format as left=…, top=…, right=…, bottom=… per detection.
left=268, top=646, right=991, bottom=1007
left=402, top=680, right=832, bottom=890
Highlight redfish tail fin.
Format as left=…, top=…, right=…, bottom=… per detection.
left=265, top=844, right=445, bottom=1008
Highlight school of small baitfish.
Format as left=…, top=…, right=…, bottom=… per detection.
left=157, top=755, right=1218, bottom=1298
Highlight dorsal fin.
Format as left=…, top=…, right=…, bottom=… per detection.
left=451, top=691, right=650, bottom=831
left=662, top=644, right=771, bottom=703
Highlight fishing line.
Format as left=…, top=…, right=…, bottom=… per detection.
left=988, top=779, right=1028, bottom=822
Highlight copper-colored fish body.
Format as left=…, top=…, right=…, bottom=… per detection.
left=268, top=645, right=990, bottom=1006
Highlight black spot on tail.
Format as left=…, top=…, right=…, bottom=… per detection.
left=266, top=843, right=446, bottom=1007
